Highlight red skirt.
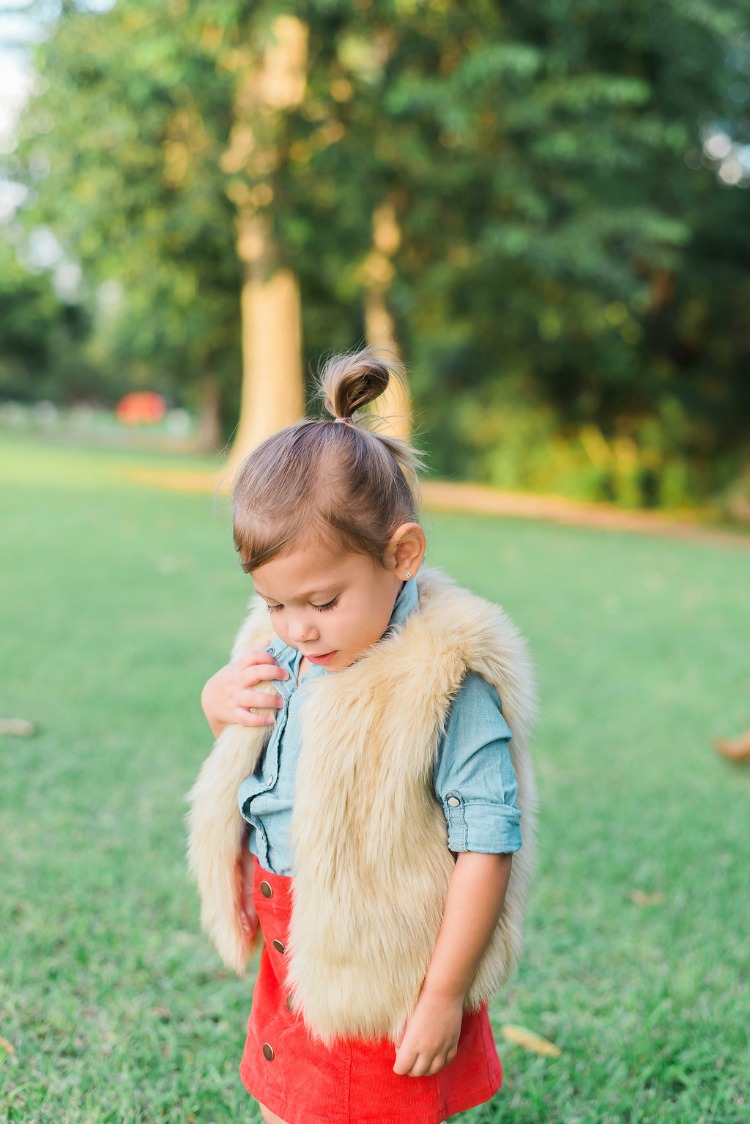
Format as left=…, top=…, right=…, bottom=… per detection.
left=239, top=857, right=503, bottom=1124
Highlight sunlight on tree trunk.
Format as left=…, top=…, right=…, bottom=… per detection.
left=365, top=288, right=411, bottom=440
left=363, top=198, right=411, bottom=441
left=232, top=212, right=304, bottom=460
left=196, top=374, right=221, bottom=453
left=223, top=15, right=308, bottom=476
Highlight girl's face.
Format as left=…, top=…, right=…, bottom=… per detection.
left=250, top=530, right=422, bottom=673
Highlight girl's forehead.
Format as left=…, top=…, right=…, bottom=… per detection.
left=251, top=542, right=379, bottom=600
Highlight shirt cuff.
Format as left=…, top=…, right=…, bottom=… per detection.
left=443, top=794, right=522, bottom=854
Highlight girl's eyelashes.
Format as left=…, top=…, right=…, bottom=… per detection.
left=265, top=597, right=339, bottom=614
left=313, top=597, right=338, bottom=613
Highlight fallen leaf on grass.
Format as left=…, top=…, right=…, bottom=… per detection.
left=0, top=1036, right=16, bottom=1055
left=500, top=1025, right=561, bottom=1057
left=0, top=719, right=36, bottom=736
left=629, top=890, right=666, bottom=907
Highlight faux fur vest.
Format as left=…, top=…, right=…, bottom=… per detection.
left=187, top=567, right=537, bottom=1042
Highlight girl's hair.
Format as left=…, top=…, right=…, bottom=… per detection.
left=232, top=348, right=422, bottom=572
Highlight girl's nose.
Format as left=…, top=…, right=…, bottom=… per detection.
left=288, top=614, right=319, bottom=644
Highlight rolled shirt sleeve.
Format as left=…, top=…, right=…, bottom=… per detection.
left=434, top=671, right=522, bottom=855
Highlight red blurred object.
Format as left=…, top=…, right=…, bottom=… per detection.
left=116, top=391, right=168, bottom=425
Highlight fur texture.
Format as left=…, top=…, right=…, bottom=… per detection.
left=186, top=567, right=537, bottom=1042
left=185, top=599, right=278, bottom=973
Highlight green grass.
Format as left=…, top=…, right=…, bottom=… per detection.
left=1, top=433, right=749, bottom=1123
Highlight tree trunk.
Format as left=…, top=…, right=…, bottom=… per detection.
left=196, top=374, right=221, bottom=453
left=223, top=15, right=308, bottom=475
left=363, top=198, right=411, bottom=441
left=231, top=212, right=304, bottom=463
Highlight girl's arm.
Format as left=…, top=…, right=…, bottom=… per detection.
left=393, top=851, right=512, bottom=1077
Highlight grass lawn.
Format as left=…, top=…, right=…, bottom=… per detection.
left=1, top=432, right=748, bottom=1123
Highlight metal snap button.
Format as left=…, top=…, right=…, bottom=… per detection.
left=272, top=939, right=286, bottom=954
left=262, top=1042, right=275, bottom=1061
left=259, top=881, right=273, bottom=898
left=447, top=796, right=461, bottom=808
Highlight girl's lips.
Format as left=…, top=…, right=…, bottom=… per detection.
left=306, top=651, right=336, bottom=665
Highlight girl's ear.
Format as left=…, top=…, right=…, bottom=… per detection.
left=387, top=522, right=426, bottom=579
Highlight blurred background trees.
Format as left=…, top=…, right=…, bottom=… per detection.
left=1, top=0, right=749, bottom=509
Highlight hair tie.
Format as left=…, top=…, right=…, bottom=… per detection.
left=334, top=416, right=354, bottom=425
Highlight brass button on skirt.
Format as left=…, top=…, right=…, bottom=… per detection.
left=262, top=1042, right=275, bottom=1061
left=272, top=938, right=286, bottom=953
left=259, top=880, right=273, bottom=898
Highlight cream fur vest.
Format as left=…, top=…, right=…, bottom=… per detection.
left=187, top=567, right=537, bottom=1042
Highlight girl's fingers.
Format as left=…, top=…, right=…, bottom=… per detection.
left=238, top=648, right=277, bottom=666
left=240, top=689, right=284, bottom=710
left=238, top=650, right=288, bottom=676
left=395, top=1043, right=451, bottom=1077
left=393, top=1045, right=417, bottom=1076
left=407, top=1053, right=433, bottom=1077
left=242, top=664, right=289, bottom=685
left=418, top=1052, right=448, bottom=1077
left=234, top=708, right=277, bottom=728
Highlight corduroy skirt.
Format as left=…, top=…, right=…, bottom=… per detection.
left=239, top=857, right=503, bottom=1124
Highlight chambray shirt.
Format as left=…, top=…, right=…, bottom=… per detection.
left=237, top=578, right=522, bottom=875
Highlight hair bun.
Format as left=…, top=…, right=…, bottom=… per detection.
left=319, top=347, right=398, bottom=420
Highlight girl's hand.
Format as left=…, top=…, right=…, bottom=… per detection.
left=201, top=647, right=289, bottom=738
left=392, top=988, right=464, bottom=1077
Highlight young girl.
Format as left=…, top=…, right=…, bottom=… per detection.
left=187, top=349, right=537, bottom=1124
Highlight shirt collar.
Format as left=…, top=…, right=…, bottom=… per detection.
left=388, top=576, right=419, bottom=631
left=266, top=575, right=420, bottom=672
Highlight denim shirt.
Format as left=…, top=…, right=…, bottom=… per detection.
left=237, top=578, right=522, bottom=875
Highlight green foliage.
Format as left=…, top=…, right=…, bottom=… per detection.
left=0, top=240, right=103, bottom=403
left=11, top=0, right=242, bottom=409
left=3, top=0, right=750, bottom=504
